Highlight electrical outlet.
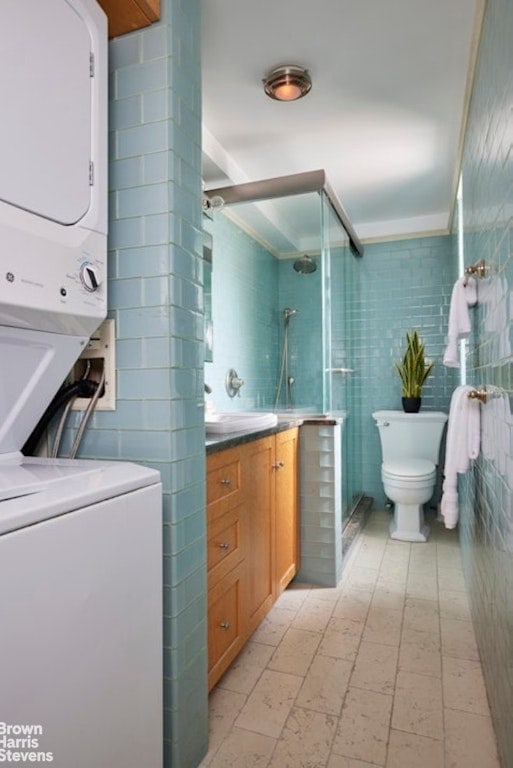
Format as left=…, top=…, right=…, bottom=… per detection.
left=70, top=318, right=116, bottom=410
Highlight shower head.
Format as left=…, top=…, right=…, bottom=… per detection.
left=293, top=254, right=317, bottom=274
left=284, top=307, right=299, bottom=321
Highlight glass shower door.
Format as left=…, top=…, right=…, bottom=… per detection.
left=321, top=191, right=363, bottom=524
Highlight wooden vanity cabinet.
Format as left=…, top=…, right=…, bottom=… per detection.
left=206, top=446, right=245, bottom=690
left=206, top=427, right=299, bottom=690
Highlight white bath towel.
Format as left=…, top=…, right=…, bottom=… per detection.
left=443, top=277, right=477, bottom=367
left=441, top=385, right=481, bottom=529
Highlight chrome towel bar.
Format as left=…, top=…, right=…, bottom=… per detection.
left=467, top=385, right=503, bottom=404
left=463, top=259, right=488, bottom=285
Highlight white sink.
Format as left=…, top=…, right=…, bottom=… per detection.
left=205, top=411, right=278, bottom=435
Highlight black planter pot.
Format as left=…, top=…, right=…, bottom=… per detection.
left=402, top=397, right=421, bottom=413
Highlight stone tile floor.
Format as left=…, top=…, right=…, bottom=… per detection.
left=199, top=509, right=501, bottom=768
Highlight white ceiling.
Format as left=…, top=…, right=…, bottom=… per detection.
left=201, top=0, right=482, bottom=242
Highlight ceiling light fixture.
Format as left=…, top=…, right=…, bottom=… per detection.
left=263, top=65, right=312, bottom=102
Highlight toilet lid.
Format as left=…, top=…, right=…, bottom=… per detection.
left=383, top=459, right=435, bottom=478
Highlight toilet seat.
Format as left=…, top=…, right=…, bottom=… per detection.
left=382, top=459, right=435, bottom=480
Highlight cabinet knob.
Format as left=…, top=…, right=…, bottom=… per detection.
left=219, top=621, right=231, bottom=630
left=219, top=542, right=230, bottom=550
left=220, top=477, right=232, bottom=485
left=272, top=461, right=285, bottom=469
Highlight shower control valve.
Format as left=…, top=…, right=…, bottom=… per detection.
left=226, top=368, right=245, bottom=398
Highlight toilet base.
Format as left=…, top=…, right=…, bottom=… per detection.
left=389, top=503, right=430, bottom=542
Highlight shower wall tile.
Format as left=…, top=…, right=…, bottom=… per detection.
left=204, top=214, right=279, bottom=410
left=62, top=3, right=208, bottom=767
left=276, top=238, right=456, bottom=511
left=277, top=258, right=324, bottom=412
left=208, top=214, right=457, bottom=513
left=457, top=2, right=513, bottom=765
left=356, top=236, right=458, bottom=506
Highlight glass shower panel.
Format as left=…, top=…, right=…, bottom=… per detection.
left=273, top=191, right=324, bottom=413
left=320, top=193, right=332, bottom=414
left=321, top=191, right=363, bottom=523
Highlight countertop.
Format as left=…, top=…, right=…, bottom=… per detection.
left=205, top=415, right=342, bottom=454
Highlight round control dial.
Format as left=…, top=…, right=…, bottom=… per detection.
left=80, top=262, right=101, bottom=292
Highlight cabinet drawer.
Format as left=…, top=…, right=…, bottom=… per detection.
left=208, top=565, right=245, bottom=689
left=207, top=458, right=241, bottom=505
left=207, top=506, right=243, bottom=587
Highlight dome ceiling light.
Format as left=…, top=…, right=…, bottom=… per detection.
left=263, top=65, right=312, bottom=102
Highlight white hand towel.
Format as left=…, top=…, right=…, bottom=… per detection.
left=443, top=277, right=477, bottom=367
left=440, top=385, right=480, bottom=529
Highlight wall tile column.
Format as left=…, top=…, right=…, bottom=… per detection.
left=298, top=421, right=343, bottom=586
left=67, top=2, right=207, bottom=766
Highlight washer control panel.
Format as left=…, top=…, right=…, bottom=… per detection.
left=80, top=262, right=101, bottom=292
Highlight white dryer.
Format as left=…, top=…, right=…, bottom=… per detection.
left=0, top=3, right=163, bottom=767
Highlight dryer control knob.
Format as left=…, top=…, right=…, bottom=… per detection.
left=80, top=263, right=101, bottom=292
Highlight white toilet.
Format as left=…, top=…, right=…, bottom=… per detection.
left=372, top=410, right=448, bottom=542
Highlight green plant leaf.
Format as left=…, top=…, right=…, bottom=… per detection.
left=395, top=329, right=434, bottom=397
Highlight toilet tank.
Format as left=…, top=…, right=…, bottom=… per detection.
left=372, top=410, right=448, bottom=464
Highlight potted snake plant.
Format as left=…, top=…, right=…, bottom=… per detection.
left=395, top=330, right=434, bottom=412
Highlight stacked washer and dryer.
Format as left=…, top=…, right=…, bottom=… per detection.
left=0, top=2, right=162, bottom=766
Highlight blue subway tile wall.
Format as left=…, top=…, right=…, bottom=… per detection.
left=67, top=2, right=208, bottom=767
left=458, top=1, right=513, bottom=764
left=278, top=237, right=457, bottom=513
left=205, top=214, right=328, bottom=414
left=330, top=245, right=363, bottom=516
left=206, top=211, right=458, bottom=512
left=277, top=258, right=324, bottom=411
left=204, top=213, right=280, bottom=410
left=356, top=236, right=458, bottom=507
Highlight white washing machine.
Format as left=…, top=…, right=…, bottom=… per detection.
left=0, top=3, right=163, bottom=766
left=0, top=457, right=163, bottom=768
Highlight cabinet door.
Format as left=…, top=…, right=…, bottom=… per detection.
left=208, top=563, right=245, bottom=690
left=275, top=428, right=299, bottom=596
left=241, top=436, right=275, bottom=633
